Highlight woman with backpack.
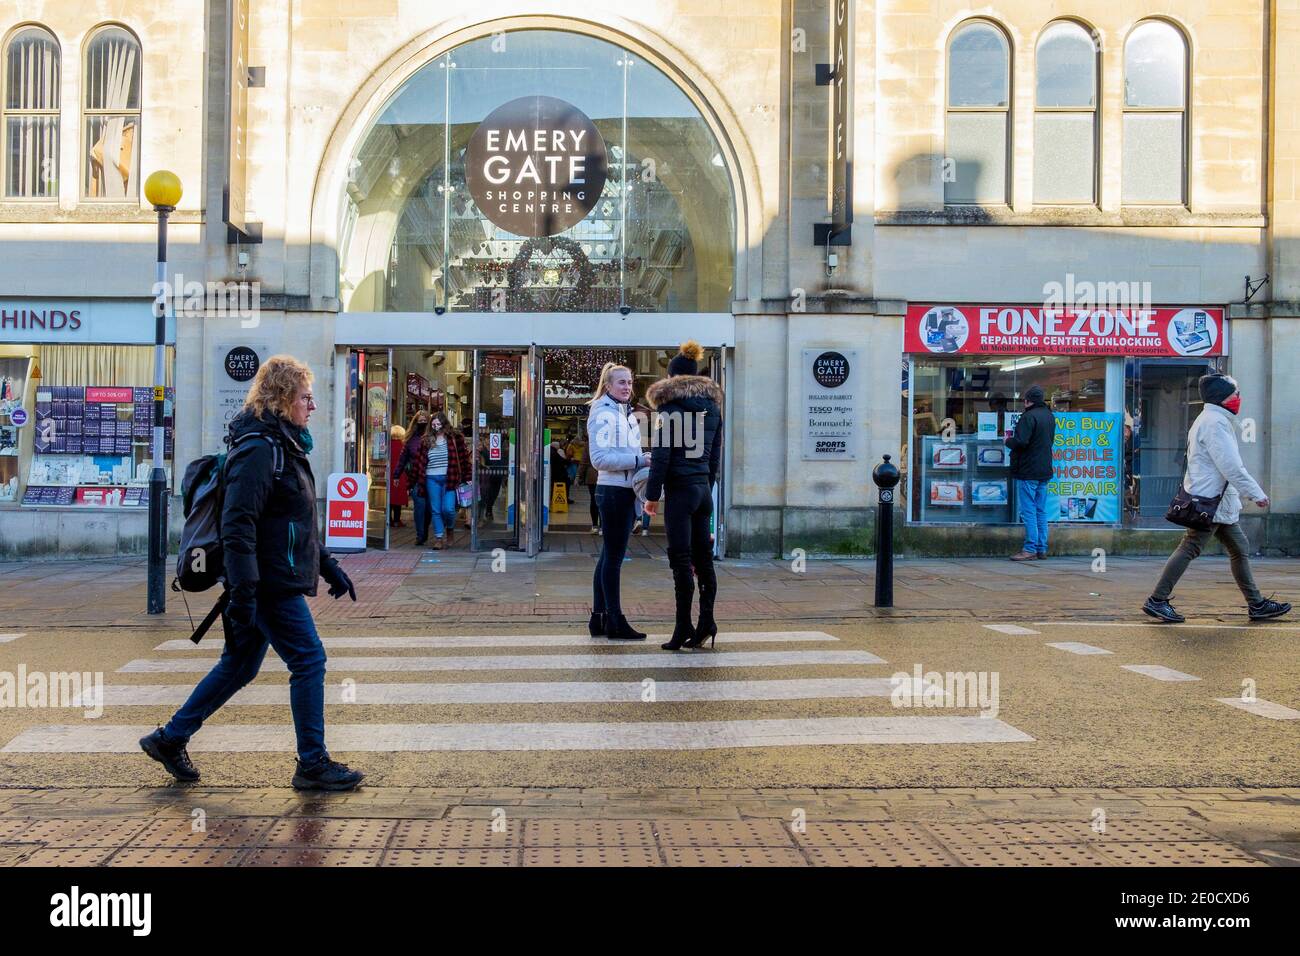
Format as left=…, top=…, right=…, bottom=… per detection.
left=139, top=355, right=363, bottom=791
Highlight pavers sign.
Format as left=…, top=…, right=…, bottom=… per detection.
left=465, top=96, right=608, bottom=237
left=905, top=305, right=1225, bottom=357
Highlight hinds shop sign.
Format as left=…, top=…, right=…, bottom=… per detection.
left=905, top=305, right=1226, bottom=357
left=465, top=95, right=608, bottom=237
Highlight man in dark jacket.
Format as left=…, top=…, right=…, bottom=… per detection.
left=139, top=357, right=363, bottom=791
left=1005, top=384, right=1055, bottom=561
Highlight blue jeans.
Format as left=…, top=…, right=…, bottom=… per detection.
left=163, top=593, right=327, bottom=763
left=593, top=485, right=637, bottom=617
left=425, top=475, right=457, bottom=538
left=1017, top=479, right=1049, bottom=554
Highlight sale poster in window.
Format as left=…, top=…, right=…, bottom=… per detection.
left=1046, top=412, right=1122, bottom=524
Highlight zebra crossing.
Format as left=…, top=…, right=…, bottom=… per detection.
left=1, top=629, right=1036, bottom=754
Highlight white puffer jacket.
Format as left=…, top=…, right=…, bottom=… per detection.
left=1183, top=402, right=1266, bottom=525
left=586, top=394, right=644, bottom=489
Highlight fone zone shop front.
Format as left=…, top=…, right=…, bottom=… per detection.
left=902, top=303, right=1227, bottom=530
left=329, top=30, right=737, bottom=556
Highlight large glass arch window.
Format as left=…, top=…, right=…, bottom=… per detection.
left=3, top=26, right=60, bottom=199
left=945, top=20, right=1011, bottom=205
left=1122, top=20, right=1187, bottom=205
left=341, top=30, right=736, bottom=313
left=83, top=25, right=141, bottom=200
left=1034, top=21, right=1098, bottom=204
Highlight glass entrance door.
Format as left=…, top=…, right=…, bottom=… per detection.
left=359, top=349, right=392, bottom=549
left=472, top=350, right=524, bottom=551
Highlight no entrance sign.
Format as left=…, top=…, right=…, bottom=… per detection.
left=326, top=472, right=369, bottom=552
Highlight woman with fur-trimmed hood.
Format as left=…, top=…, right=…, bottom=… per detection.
left=643, top=341, right=724, bottom=651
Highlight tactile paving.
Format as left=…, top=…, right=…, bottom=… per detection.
left=382, top=849, right=516, bottom=867
left=1053, top=819, right=1218, bottom=842
left=16, top=847, right=116, bottom=866
left=106, top=847, right=244, bottom=866
left=390, top=819, right=523, bottom=849
left=654, top=820, right=796, bottom=848
left=804, top=844, right=961, bottom=867
left=524, top=820, right=655, bottom=847
left=523, top=846, right=661, bottom=866
left=1089, top=842, right=1265, bottom=867
left=796, top=821, right=949, bottom=850
left=243, top=848, right=383, bottom=867
left=127, top=817, right=274, bottom=848
left=663, top=846, right=808, bottom=867
left=946, top=843, right=1110, bottom=867
left=261, top=818, right=394, bottom=849
left=0, top=818, right=150, bottom=847
left=923, top=822, right=1083, bottom=846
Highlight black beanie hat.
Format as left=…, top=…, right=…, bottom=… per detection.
left=1198, top=373, right=1237, bottom=406
left=1024, top=384, right=1045, bottom=403
left=667, top=340, right=704, bottom=377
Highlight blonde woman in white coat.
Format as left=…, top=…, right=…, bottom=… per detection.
left=1144, top=373, right=1291, bottom=623
left=586, top=362, right=652, bottom=640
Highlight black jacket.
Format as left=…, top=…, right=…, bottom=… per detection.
left=645, top=374, right=724, bottom=501
left=1006, top=400, right=1055, bottom=481
left=222, top=409, right=331, bottom=601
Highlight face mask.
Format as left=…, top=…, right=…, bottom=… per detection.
left=1221, top=394, right=1242, bottom=415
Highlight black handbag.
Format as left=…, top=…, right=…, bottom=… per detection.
left=1164, top=438, right=1227, bottom=532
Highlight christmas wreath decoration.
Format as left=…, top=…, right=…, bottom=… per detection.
left=507, top=236, right=594, bottom=312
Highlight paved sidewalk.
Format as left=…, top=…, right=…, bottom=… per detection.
left=0, top=551, right=1294, bottom=629
left=0, top=786, right=1295, bottom=867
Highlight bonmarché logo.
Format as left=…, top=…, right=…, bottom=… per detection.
left=465, top=95, right=608, bottom=237
left=49, top=886, right=151, bottom=936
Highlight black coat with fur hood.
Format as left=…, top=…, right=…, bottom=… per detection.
left=645, top=374, right=724, bottom=501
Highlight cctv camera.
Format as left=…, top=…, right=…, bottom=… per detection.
left=618, top=306, right=632, bottom=317
left=434, top=306, right=446, bottom=315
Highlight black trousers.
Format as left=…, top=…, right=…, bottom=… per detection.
left=593, top=485, right=637, bottom=617
left=663, top=482, right=716, bottom=622
left=588, top=486, right=600, bottom=526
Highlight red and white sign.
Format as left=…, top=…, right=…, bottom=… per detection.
left=325, top=471, right=369, bottom=551
left=85, top=386, right=134, bottom=403
left=905, top=305, right=1225, bottom=357
left=489, top=432, right=502, bottom=461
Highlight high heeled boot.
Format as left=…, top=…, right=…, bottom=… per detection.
left=587, top=610, right=605, bottom=637
left=605, top=613, right=647, bottom=640
left=685, top=561, right=718, bottom=649
left=662, top=564, right=697, bottom=651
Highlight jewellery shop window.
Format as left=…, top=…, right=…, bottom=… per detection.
left=0, top=345, right=175, bottom=508
left=904, top=355, right=1107, bottom=524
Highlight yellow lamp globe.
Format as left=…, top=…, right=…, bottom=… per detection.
left=144, top=170, right=183, bottom=208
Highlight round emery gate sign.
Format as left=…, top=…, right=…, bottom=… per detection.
left=465, top=96, right=608, bottom=237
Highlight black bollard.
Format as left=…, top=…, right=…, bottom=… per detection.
left=871, top=454, right=901, bottom=608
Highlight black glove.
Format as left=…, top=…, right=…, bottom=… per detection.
left=223, top=594, right=259, bottom=645
left=322, top=559, right=356, bottom=601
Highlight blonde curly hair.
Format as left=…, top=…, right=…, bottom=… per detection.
left=242, top=355, right=313, bottom=419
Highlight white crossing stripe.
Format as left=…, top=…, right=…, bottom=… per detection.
left=1044, top=641, right=1113, bottom=656
left=118, top=649, right=886, bottom=674
left=0, top=717, right=1035, bottom=753
left=1120, top=664, right=1201, bottom=682
left=151, top=631, right=841, bottom=652
left=983, top=624, right=1040, bottom=635
left=0, top=633, right=26, bottom=644
left=1214, top=698, right=1300, bottom=720
left=79, top=677, right=933, bottom=707
left=1036, top=622, right=1300, bottom=631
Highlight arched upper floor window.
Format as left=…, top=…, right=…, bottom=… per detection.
left=945, top=20, right=1010, bottom=205
left=83, top=25, right=140, bottom=200
left=1122, top=20, right=1187, bottom=205
left=3, top=25, right=60, bottom=199
left=1034, top=21, right=1098, bottom=204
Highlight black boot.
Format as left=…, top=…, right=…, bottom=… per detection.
left=606, top=613, right=647, bottom=640
left=587, top=611, right=606, bottom=637
left=139, top=727, right=200, bottom=783
left=685, top=561, right=718, bottom=649
left=662, top=565, right=697, bottom=651
left=292, top=755, right=365, bottom=792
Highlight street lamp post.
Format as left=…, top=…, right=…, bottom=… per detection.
left=144, top=171, right=182, bottom=615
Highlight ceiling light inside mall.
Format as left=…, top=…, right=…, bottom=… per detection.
left=711, top=153, right=724, bottom=167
